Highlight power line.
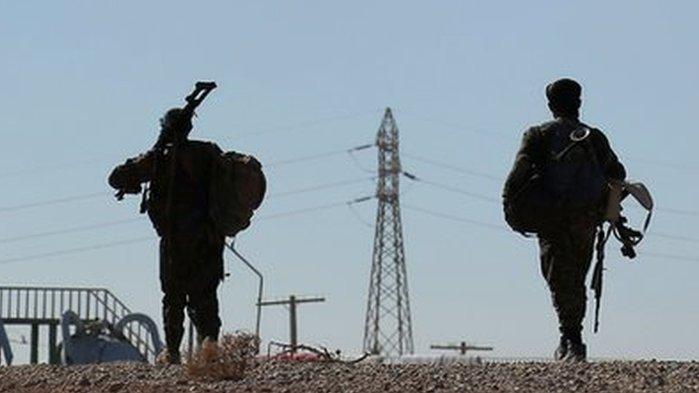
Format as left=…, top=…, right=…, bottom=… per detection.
left=267, top=177, right=375, bottom=199
left=258, top=196, right=373, bottom=221
left=0, top=198, right=374, bottom=265
left=0, top=158, right=109, bottom=179
left=0, top=110, right=380, bottom=180
left=654, top=206, right=699, bottom=216
left=347, top=144, right=375, bottom=173
left=630, top=157, right=699, bottom=172
left=256, top=143, right=374, bottom=170
left=0, top=192, right=109, bottom=213
left=403, top=155, right=699, bottom=216
left=347, top=202, right=374, bottom=228
left=0, top=179, right=373, bottom=244
left=0, top=145, right=375, bottom=214
left=0, top=237, right=153, bottom=265
left=403, top=205, right=699, bottom=262
left=403, top=174, right=499, bottom=203
left=257, top=200, right=360, bottom=221
left=402, top=204, right=507, bottom=232
left=403, top=153, right=502, bottom=182
left=640, top=251, right=699, bottom=263
left=5, top=201, right=699, bottom=266
left=401, top=110, right=699, bottom=173
left=265, top=149, right=351, bottom=168
left=626, top=204, right=699, bottom=217
left=0, top=218, right=142, bottom=244
left=650, top=231, right=699, bottom=244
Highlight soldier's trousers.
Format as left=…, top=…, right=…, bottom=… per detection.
left=538, top=215, right=597, bottom=340
left=159, top=231, right=225, bottom=353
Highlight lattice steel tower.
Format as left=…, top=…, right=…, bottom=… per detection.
left=363, top=107, right=414, bottom=356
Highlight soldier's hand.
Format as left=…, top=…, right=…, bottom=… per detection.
left=604, top=180, right=624, bottom=223
left=114, top=185, right=142, bottom=200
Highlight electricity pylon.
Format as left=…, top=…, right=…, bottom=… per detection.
left=363, top=107, right=414, bottom=356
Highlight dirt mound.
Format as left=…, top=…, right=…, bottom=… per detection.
left=0, top=360, right=696, bottom=392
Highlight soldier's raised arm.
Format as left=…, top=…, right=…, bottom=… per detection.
left=108, top=151, right=156, bottom=194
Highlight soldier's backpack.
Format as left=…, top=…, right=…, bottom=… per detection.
left=503, top=125, right=607, bottom=235
left=209, top=151, right=266, bottom=237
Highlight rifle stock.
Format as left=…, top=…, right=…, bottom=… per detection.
left=183, top=81, right=217, bottom=116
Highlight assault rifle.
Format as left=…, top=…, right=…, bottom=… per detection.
left=153, top=81, right=218, bottom=150
left=590, top=181, right=653, bottom=333
left=114, top=81, right=217, bottom=201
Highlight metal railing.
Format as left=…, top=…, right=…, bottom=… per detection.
left=0, top=317, right=12, bottom=365
left=0, top=286, right=160, bottom=362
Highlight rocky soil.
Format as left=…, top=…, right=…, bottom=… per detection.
left=0, top=360, right=697, bottom=393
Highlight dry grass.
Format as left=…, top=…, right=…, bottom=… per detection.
left=184, top=332, right=260, bottom=381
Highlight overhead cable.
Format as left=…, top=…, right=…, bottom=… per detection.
left=650, top=231, right=699, bottom=244
left=0, top=110, right=380, bottom=180
left=401, top=110, right=699, bottom=172
left=0, top=158, right=109, bottom=179
left=0, top=145, right=375, bottom=213
left=265, top=149, right=350, bottom=168
left=0, top=192, right=109, bottom=213
left=0, top=179, right=374, bottom=243
left=0, top=237, right=153, bottom=265
left=257, top=196, right=373, bottom=221
left=403, top=205, right=699, bottom=262
left=0, top=218, right=142, bottom=244
left=347, top=148, right=375, bottom=173
left=402, top=204, right=507, bottom=232
left=0, top=198, right=376, bottom=265
left=346, top=201, right=375, bottom=228
left=267, top=177, right=375, bottom=199
left=402, top=153, right=502, bottom=182
left=640, top=251, right=699, bottom=263
left=401, top=172, right=499, bottom=203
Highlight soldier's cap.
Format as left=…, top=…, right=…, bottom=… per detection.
left=546, top=78, right=582, bottom=108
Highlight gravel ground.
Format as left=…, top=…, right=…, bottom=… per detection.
left=0, top=360, right=697, bottom=393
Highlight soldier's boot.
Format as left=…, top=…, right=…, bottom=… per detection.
left=556, top=327, right=586, bottom=362
left=156, top=348, right=181, bottom=365
left=563, top=341, right=587, bottom=362
left=554, top=337, right=568, bottom=361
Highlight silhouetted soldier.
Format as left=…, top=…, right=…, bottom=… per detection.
left=504, top=79, right=626, bottom=361
left=108, top=104, right=224, bottom=364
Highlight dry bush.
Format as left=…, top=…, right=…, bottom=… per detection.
left=184, top=332, right=260, bottom=381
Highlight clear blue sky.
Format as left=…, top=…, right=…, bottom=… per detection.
left=2, top=1, right=698, bottom=363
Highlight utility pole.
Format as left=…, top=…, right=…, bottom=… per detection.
left=363, top=107, right=414, bottom=356
left=259, top=295, right=325, bottom=352
left=430, top=342, right=494, bottom=356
